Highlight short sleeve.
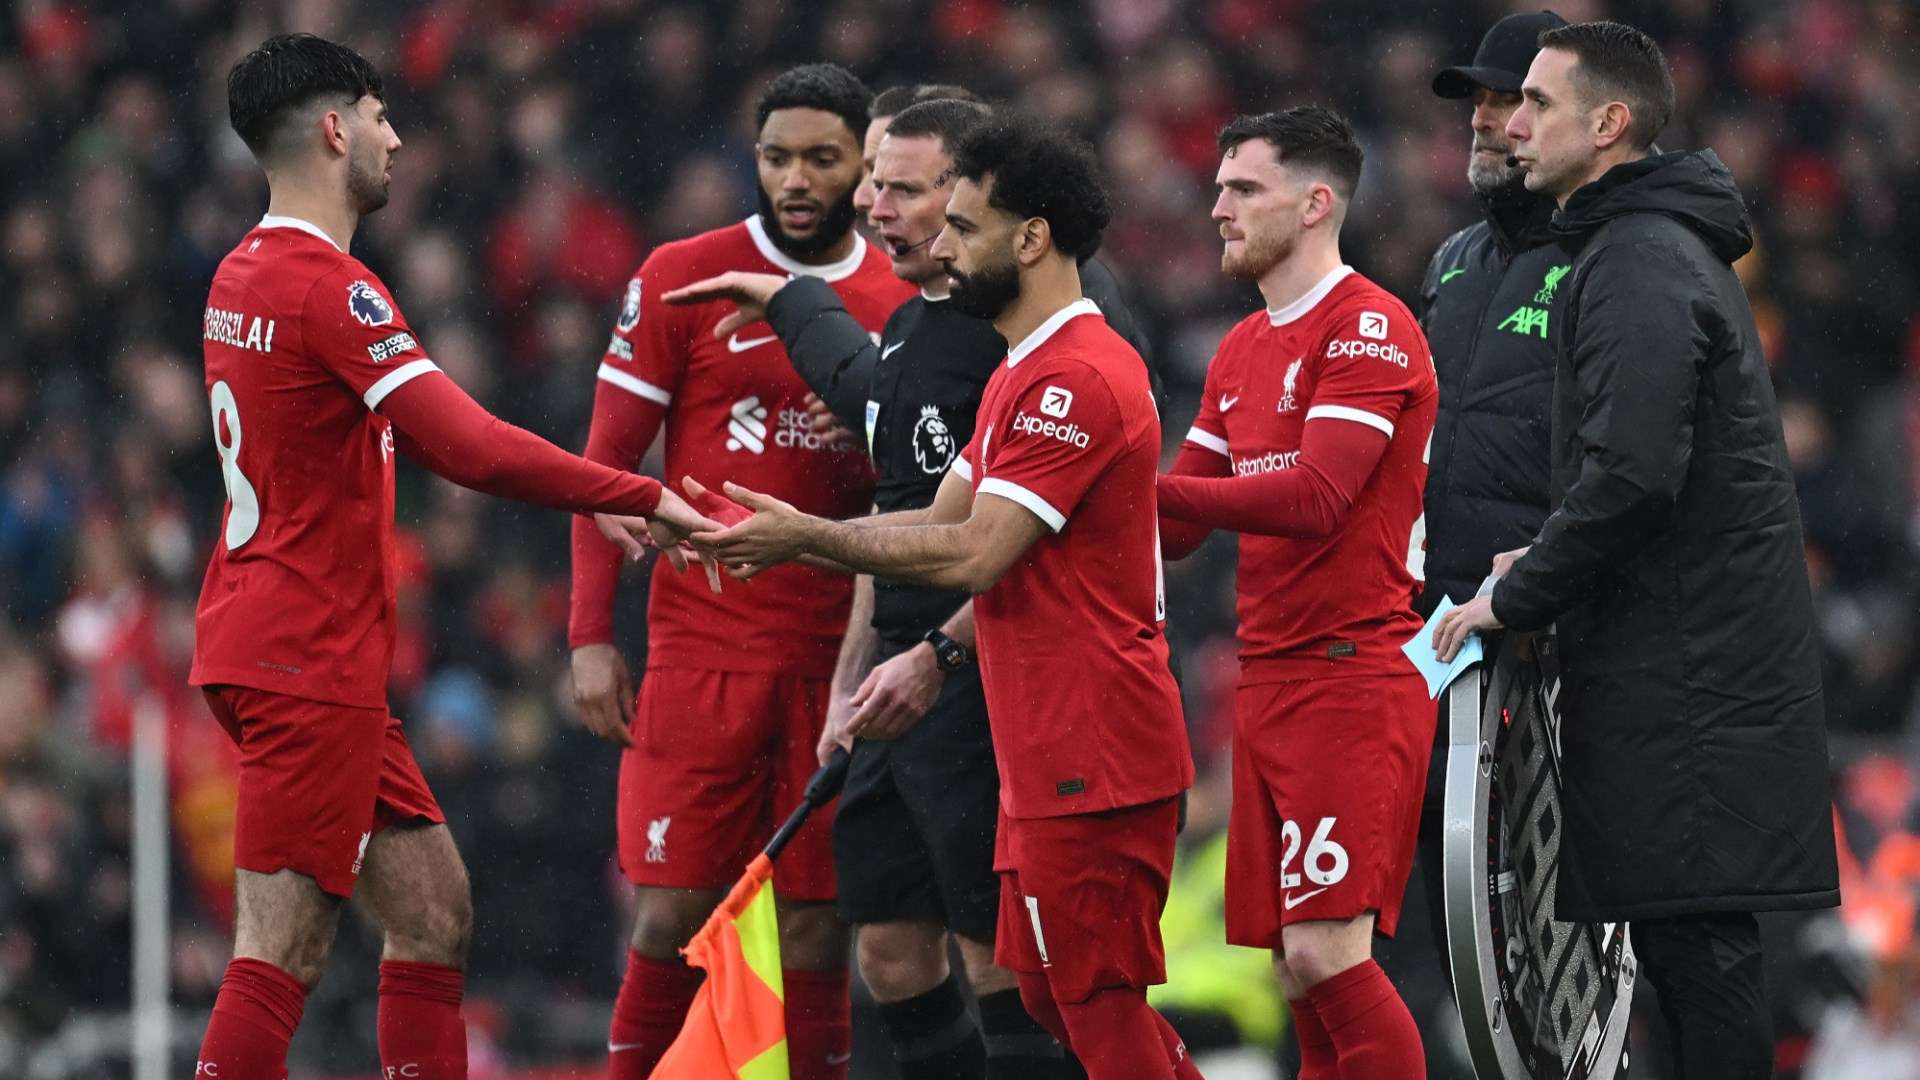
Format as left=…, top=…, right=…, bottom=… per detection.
left=596, top=253, right=692, bottom=407
left=976, top=364, right=1127, bottom=533
left=304, top=267, right=438, bottom=411
left=1304, top=303, right=1431, bottom=437
left=1184, top=339, right=1230, bottom=460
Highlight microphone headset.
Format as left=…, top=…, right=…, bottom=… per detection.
left=888, top=232, right=939, bottom=257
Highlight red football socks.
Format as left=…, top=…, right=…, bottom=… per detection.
left=609, top=950, right=704, bottom=1080
left=1307, top=959, right=1425, bottom=1080
left=377, top=960, right=467, bottom=1079
left=1015, top=973, right=1072, bottom=1046
left=1020, top=974, right=1195, bottom=1080
left=1289, top=995, right=1339, bottom=1080
left=785, top=966, right=853, bottom=1080
left=1150, top=1007, right=1206, bottom=1079
left=197, top=957, right=307, bottom=1080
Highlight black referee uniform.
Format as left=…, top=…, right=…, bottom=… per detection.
left=763, top=257, right=1154, bottom=939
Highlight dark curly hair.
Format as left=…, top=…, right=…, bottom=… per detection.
left=950, top=113, right=1110, bottom=262
left=227, top=33, right=384, bottom=158
left=754, top=63, right=870, bottom=145
left=1217, top=105, right=1364, bottom=200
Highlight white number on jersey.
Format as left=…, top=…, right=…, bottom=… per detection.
left=1406, top=432, right=1431, bottom=579
left=1153, top=521, right=1167, bottom=623
left=209, top=380, right=261, bottom=550
left=1279, top=816, right=1350, bottom=889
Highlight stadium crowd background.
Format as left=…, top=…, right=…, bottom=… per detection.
left=2, top=0, right=1917, bottom=1076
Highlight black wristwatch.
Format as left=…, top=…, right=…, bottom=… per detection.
left=922, top=629, right=973, bottom=672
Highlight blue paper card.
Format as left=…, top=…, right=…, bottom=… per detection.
left=1402, top=596, right=1485, bottom=699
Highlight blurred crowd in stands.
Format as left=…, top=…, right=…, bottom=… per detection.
left=3, top=0, right=1918, bottom=1076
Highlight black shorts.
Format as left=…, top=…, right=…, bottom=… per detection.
left=833, top=645, right=1001, bottom=940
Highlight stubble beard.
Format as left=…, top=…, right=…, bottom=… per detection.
left=1222, top=226, right=1291, bottom=281
left=347, top=151, right=390, bottom=215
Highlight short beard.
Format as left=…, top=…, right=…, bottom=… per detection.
left=756, top=185, right=859, bottom=261
left=1468, top=153, right=1525, bottom=195
left=947, top=256, right=1021, bottom=320
left=1221, top=227, right=1291, bottom=281
left=347, top=153, right=390, bottom=215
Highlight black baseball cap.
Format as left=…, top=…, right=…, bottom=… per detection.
left=1432, top=10, right=1568, bottom=98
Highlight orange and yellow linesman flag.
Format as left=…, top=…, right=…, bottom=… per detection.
left=653, top=852, right=789, bottom=1079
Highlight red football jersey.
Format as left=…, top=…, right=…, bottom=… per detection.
left=191, top=216, right=442, bottom=708
left=1185, top=266, right=1438, bottom=682
left=957, top=299, right=1193, bottom=819
left=578, top=217, right=914, bottom=676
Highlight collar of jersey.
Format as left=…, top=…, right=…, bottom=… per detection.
left=1006, top=297, right=1102, bottom=368
left=744, top=215, right=868, bottom=281
left=258, top=214, right=345, bottom=252
left=1266, top=264, right=1354, bottom=326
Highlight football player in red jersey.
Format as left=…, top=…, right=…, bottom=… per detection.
left=1156, top=107, right=1439, bottom=1080
left=679, top=114, right=1200, bottom=1080
left=567, top=63, right=915, bottom=1080
left=189, top=34, right=719, bottom=1080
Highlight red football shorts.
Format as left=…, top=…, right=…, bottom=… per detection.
left=618, top=668, right=836, bottom=899
left=994, top=797, right=1180, bottom=1004
left=1227, top=672, right=1433, bottom=947
left=203, top=684, right=445, bottom=898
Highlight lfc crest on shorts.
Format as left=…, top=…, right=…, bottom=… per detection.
left=1443, top=632, right=1634, bottom=1080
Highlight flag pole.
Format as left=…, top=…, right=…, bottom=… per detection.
left=763, top=746, right=852, bottom=862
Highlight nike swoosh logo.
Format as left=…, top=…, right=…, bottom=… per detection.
left=727, top=332, right=779, bottom=353
left=1283, top=887, right=1329, bottom=910
left=609, top=1042, right=648, bottom=1053
left=881, top=341, right=905, bottom=360
left=827, top=1052, right=853, bottom=1064
left=1220, top=394, right=1239, bottom=411
left=1441, top=268, right=1467, bottom=284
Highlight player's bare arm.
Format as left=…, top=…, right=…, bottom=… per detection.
left=696, top=479, right=1047, bottom=594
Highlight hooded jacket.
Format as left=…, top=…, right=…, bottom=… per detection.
left=1419, top=182, right=1564, bottom=609
left=1491, top=150, right=1839, bottom=920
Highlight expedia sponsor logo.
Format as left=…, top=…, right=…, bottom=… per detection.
left=1010, top=411, right=1090, bottom=448
left=607, top=334, right=634, bottom=361
left=1233, top=449, right=1299, bottom=475
left=1327, top=338, right=1409, bottom=368
left=367, top=331, right=418, bottom=363
left=203, top=306, right=276, bottom=353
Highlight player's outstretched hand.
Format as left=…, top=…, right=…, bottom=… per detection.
left=660, top=271, right=790, bottom=340
left=1433, top=594, right=1504, bottom=663
left=803, top=393, right=859, bottom=452
left=686, top=477, right=811, bottom=580
left=571, top=643, right=637, bottom=748
left=592, top=488, right=729, bottom=593
left=844, top=644, right=944, bottom=742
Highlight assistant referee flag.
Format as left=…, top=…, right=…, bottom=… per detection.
left=653, top=853, right=788, bottom=1079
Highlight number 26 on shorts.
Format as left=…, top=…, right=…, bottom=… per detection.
left=1280, top=816, right=1349, bottom=889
